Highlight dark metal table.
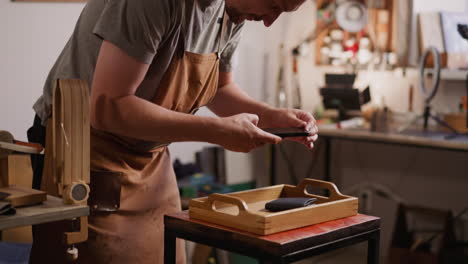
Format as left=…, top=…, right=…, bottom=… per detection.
left=164, top=211, right=381, bottom=264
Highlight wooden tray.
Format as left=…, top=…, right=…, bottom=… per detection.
left=189, top=178, right=358, bottom=235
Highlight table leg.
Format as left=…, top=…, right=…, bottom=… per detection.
left=323, top=137, right=332, bottom=197
left=324, top=137, right=331, bottom=182
left=164, top=228, right=176, bottom=264
left=270, top=144, right=276, bottom=186
left=367, top=230, right=380, bottom=264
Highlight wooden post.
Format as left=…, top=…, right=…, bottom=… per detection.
left=52, top=79, right=90, bottom=205
left=50, top=79, right=91, bottom=252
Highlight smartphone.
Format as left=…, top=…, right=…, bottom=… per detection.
left=262, top=127, right=310, bottom=138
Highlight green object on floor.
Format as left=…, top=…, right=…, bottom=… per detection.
left=229, top=253, right=258, bottom=264
left=227, top=181, right=256, bottom=192
left=180, top=185, right=197, bottom=198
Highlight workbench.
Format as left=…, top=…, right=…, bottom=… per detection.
left=319, top=128, right=468, bottom=183
left=270, top=127, right=468, bottom=185
left=164, top=211, right=381, bottom=264
left=0, top=195, right=89, bottom=231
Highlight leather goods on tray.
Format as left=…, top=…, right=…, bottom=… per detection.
left=265, top=197, right=317, bottom=212
left=189, top=178, right=358, bottom=235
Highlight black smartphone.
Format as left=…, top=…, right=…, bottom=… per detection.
left=262, top=127, right=310, bottom=138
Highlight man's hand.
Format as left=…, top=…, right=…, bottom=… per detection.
left=213, top=113, right=282, bottom=153
left=207, top=73, right=317, bottom=150
left=262, top=108, right=318, bottom=149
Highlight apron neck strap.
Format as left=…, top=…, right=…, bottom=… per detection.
left=179, top=0, right=188, bottom=53
left=180, top=1, right=228, bottom=57
left=217, top=10, right=228, bottom=57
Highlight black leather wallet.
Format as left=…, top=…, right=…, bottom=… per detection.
left=0, top=201, right=15, bottom=216
left=265, top=197, right=317, bottom=212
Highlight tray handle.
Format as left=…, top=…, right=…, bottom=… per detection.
left=296, top=178, right=343, bottom=199
left=207, top=193, right=249, bottom=215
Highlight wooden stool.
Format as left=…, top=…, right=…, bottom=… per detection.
left=164, top=211, right=381, bottom=264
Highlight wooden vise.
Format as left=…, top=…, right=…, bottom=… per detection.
left=50, top=79, right=91, bottom=260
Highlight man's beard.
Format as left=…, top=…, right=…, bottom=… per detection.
left=225, top=3, right=243, bottom=24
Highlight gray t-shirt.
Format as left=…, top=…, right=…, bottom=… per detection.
left=33, top=0, right=244, bottom=124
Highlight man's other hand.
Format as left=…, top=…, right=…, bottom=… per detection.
left=215, top=113, right=282, bottom=153
left=263, top=108, right=318, bottom=149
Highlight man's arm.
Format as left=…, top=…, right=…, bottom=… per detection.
left=207, top=72, right=279, bottom=128
left=89, top=41, right=281, bottom=153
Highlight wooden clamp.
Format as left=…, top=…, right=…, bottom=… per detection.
left=52, top=79, right=91, bottom=254
left=52, top=79, right=90, bottom=205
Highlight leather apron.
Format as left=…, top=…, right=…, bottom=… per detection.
left=30, top=9, right=227, bottom=264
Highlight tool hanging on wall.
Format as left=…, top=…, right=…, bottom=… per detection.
left=50, top=79, right=91, bottom=260
left=335, top=1, right=368, bottom=33
left=291, top=50, right=302, bottom=109
left=292, top=1, right=337, bottom=56
left=287, top=1, right=370, bottom=110
left=275, top=44, right=288, bottom=108
left=292, top=0, right=369, bottom=56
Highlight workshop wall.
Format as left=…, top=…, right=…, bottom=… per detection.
left=0, top=0, right=85, bottom=141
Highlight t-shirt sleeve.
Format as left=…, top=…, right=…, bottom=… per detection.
left=93, top=0, right=173, bottom=64
left=219, top=21, right=244, bottom=72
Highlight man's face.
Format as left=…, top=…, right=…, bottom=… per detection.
left=225, top=0, right=306, bottom=27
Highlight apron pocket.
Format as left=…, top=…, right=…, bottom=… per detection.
left=88, top=170, right=122, bottom=213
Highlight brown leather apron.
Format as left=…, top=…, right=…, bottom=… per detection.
left=30, top=9, right=227, bottom=264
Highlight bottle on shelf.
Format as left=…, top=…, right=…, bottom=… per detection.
left=275, top=44, right=287, bottom=108
left=291, top=51, right=302, bottom=109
